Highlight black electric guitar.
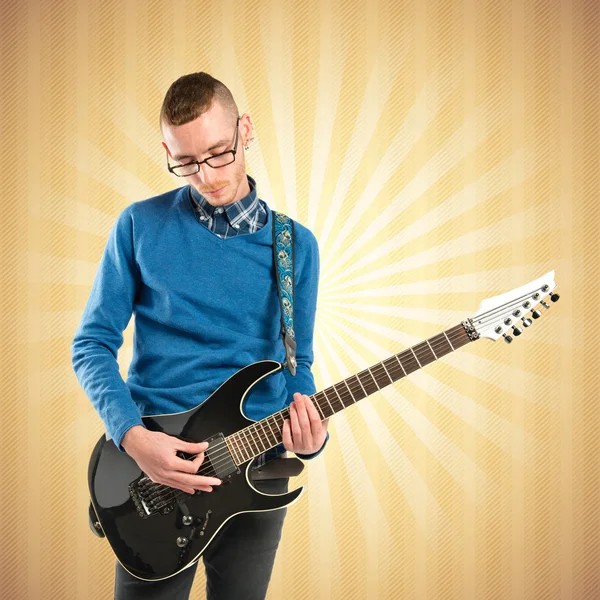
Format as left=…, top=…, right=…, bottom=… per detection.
left=88, top=270, right=559, bottom=581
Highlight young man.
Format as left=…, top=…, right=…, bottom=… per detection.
left=72, top=72, right=329, bottom=600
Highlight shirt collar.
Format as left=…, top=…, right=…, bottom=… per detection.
left=189, top=174, right=259, bottom=227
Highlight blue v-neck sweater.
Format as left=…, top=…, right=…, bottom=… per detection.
left=71, top=185, right=321, bottom=456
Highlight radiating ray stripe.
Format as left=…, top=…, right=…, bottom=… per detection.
left=317, top=322, right=443, bottom=534
left=323, top=258, right=564, bottom=299
left=323, top=207, right=554, bottom=294
left=322, top=103, right=503, bottom=275
left=29, top=310, right=86, bottom=342
left=323, top=205, right=554, bottom=297
left=112, top=94, right=166, bottom=171
left=314, top=329, right=392, bottom=597
left=306, top=428, right=342, bottom=599
left=76, top=141, right=157, bottom=201
left=314, top=329, right=393, bottom=537
left=29, top=199, right=118, bottom=238
left=320, top=245, right=565, bottom=298
left=307, top=2, right=344, bottom=232
left=324, top=148, right=530, bottom=286
left=320, top=73, right=446, bottom=269
left=319, top=312, right=499, bottom=503
left=315, top=56, right=395, bottom=247
left=319, top=304, right=557, bottom=410
left=260, top=2, right=297, bottom=217
left=319, top=301, right=473, bottom=326
left=229, top=61, right=278, bottom=209
left=27, top=253, right=100, bottom=285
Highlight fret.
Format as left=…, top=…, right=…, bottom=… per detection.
left=342, top=379, right=357, bottom=404
left=250, top=425, right=265, bottom=454
left=426, top=339, right=438, bottom=359
left=379, top=360, right=394, bottom=385
left=394, top=354, right=407, bottom=376
left=312, top=392, right=326, bottom=419
left=415, top=341, right=436, bottom=366
left=272, top=414, right=283, bottom=438
left=383, top=356, right=403, bottom=381
left=355, top=372, right=369, bottom=396
left=443, top=330, right=455, bottom=350
left=348, top=375, right=367, bottom=401
left=368, top=363, right=383, bottom=389
left=357, top=370, right=378, bottom=396
left=264, top=415, right=277, bottom=440
left=400, top=350, right=420, bottom=374
left=332, top=384, right=347, bottom=410
left=430, top=332, right=450, bottom=357
left=276, top=410, right=287, bottom=433
left=321, top=388, right=336, bottom=415
left=410, top=347, right=422, bottom=368
left=227, top=435, right=242, bottom=464
left=436, top=332, right=455, bottom=356
left=368, top=367, right=381, bottom=390
left=234, top=433, right=250, bottom=462
left=257, top=421, right=271, bottom=448
left=243, top=428, right=260, bottom=456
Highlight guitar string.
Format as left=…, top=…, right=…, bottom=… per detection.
left=152, top=284, right=552, bottom=509
left=198, top=291, right=543, bottom=470
left=149, top=325, right=471, bottom=507
left=147, top=326, right=472, bottom=509
left=470, top=289, right=550, bottom=327
left=164, top=327, right=467, bottom=476
left=150, top=326, right=478, bottom=508
left=146, top=292, right=549, bottom=508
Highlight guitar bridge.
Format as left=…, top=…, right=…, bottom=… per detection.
left=130, top=477, right=175, bottom=519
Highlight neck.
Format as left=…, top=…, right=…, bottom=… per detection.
left=226, top=320, right=477, bottom=465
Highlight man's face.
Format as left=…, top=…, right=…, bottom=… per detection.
left=161, top=100, right=252, bottom=207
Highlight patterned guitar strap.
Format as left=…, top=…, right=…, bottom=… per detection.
left=272, top=210, right=297, bottom=376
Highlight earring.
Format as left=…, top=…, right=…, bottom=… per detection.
left=244, top=136, right=255, bottom=151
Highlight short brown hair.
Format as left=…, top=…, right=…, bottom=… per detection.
left=159, top=72, right=239, bottom=130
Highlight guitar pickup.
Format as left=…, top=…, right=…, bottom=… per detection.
left=203, top=433, right=240, bottom=480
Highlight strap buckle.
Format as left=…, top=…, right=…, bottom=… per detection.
left=283, top=332, right=297, bottom=376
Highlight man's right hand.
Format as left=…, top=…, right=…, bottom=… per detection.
left=121, top=425, right=222, bottom=495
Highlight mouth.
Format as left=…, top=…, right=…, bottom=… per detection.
left=204, top=185, right=227, bottom=196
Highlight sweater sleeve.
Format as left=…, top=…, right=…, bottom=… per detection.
left=281, top=227, right=329, bottom=460
left=71, top=206, right=145, bottom=452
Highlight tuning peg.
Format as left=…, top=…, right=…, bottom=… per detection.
left=521, top=317, right=532, bottom=327
left=531, top=309, right=542, bottom=319
left=512, top=326, right=523, bottom=336
left=503, top=333, right=513, bottom=344
left=550, top=293, right=560, bottom=302
left=540, top=300, right=550, bottom=309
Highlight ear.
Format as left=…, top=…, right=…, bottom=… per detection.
left=161, top=141, right=172, bottom=158
left=239, top=113, right=253, bottom=145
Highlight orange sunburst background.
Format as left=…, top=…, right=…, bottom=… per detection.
left=1, top=0, right=598, bottom=598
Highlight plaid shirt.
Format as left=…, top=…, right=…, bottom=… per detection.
left=189, top=174, right=286, bottom=469
left=189, top=174, right=267, bottom=238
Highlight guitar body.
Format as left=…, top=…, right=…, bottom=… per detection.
left=88, top=360, right=304, bottom=581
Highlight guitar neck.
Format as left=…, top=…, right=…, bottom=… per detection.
left=226, top=320, right=478, bottom=466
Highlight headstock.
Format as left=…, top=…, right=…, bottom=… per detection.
left=470, top=270, right=559, bottom=343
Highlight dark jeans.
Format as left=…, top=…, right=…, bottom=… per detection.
left=114, top=476, right=289, bottom=600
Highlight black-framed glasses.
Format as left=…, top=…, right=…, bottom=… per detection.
left=166, top=116, right=240, bottom=177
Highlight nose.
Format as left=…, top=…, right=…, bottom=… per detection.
left=195, top=163, right=219, bottom=188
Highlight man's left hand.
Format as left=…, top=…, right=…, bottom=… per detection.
left=282, top=392, right=329, bottom=455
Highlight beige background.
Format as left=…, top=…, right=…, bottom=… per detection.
left=1, top=0, right=597, bottom=598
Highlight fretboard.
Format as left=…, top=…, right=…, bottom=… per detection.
left=226, top=320, right=476, bottom=465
